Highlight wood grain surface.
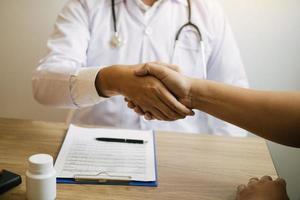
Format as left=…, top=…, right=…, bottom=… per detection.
left=0, top=118, right=276, bottom=200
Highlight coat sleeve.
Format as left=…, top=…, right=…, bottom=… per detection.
left=32, top=0, right=104, bottom=109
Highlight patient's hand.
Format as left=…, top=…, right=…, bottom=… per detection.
left=95, top=64, right=193, bottom=121
left=236, top=176, right=289, bottom=200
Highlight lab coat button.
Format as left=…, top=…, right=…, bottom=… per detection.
left=145, top=27, right=153, bottom=36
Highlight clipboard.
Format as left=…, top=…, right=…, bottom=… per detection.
left=55, top=125, right=158, bottom=187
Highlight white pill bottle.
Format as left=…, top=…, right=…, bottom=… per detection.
left=26, top=154, right=56, bottom=200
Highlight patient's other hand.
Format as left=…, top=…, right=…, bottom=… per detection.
left=236, top=176, right=289, bottom=200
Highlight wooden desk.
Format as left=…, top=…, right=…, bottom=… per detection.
left=0, top=118, right=276, bottom=200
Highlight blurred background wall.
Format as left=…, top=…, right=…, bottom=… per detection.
left=0, top=0, right=69, bottom=122
left=0, top=0, right=299, bottom=199
left=218, top=1, right=300, bottom=199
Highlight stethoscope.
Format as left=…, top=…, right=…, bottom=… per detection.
left=110, top=0, right=207, bottom=77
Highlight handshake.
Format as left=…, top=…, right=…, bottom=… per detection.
left=96, top=62, right=197, bottom=121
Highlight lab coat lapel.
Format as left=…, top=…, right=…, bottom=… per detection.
left=126, top=0, right=147, bottom=25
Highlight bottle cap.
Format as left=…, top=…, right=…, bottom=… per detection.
left=28, top=154, right=53, bottom=174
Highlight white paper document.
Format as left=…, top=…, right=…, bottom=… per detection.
left=54, top=125, right=156, bottom=182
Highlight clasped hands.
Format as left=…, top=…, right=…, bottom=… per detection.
left=96, top=63, right=290, bottom=200
left=96, top=62, right=194, bottom=121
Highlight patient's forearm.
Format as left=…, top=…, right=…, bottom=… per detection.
left=190, top=79, right=300, bottom=147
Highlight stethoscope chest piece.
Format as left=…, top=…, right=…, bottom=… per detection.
left=110, top=32, right=124, bottom=48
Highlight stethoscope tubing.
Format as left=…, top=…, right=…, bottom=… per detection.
left=110, top=0, right=207, bottom=78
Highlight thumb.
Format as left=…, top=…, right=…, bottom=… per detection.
left=134, top=64, right=149, bottom=76
left=152, top=61, right=181, bottom=73
left=135, top=63, right=168, bottom=80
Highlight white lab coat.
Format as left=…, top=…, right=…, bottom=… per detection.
left=32, top=0, right=249, bottom=136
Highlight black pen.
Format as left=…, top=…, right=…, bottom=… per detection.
left=95, top=137, right=146, bottom=144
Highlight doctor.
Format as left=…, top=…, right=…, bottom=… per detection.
left=32, top=0, right=248, bottom=135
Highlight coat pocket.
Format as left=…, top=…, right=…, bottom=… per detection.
left=171, top=28, right=208, bottom=79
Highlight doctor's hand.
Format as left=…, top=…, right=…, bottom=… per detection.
left=126, top=62, right=194, bottom=120
left=95, top=65, right=193, bottom=121
left=236, top=176, right=289, bottom=200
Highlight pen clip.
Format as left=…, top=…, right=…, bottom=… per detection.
left=74, top=171, right=132, bottom=183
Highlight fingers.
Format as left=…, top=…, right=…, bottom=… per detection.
left=133, top=97, right=174, bottom=121
left=125, top=98, right=173, bottom=121
left=158, top=86, right=194, bottom=117
left=127, top=86, right=191, bottom=120
left=127, top=101, right=145, bottom=116
left=147, top=92, right=182, bottom=121
left=260, top=175, right=273, bottom=182
left=275, top=177, right=287, bottom=186
left=154, top=92, right=185, bottom=120
left=134, top=106, right=145, bottom=115
left=150, top=106, right=172, bottom=121
left=237, top=184, right=246, bottom=193
left=247, top=176, right=272, bottom=186
left=124, top=72, right=192, bottom=120
left=151, top=61, right=181, bottom=72
left=236, top=176, right=288, bottom=200
left=127, top=101, right=136, bottom=109
left=247, top=177, right=259, bottom=186
left=126, top=98, right=184, bottom=121
left=124, top=97, right=130, bottom=102
left=135, top=63, right=168, bottom=79
left=125, top=99, right=146, bottom=116
left=134, top=64, right=149, bottom=76
left=135, top=62, right=180, bottom=79
left=134, top=103, right=169, bottom=121
left=126, top=101, right=155, bottom=120
left=135, top=62, right=180, bottom=77
left=242, top=176, right=279, bottom=189
left=145, top=112, right=153, bottom=120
